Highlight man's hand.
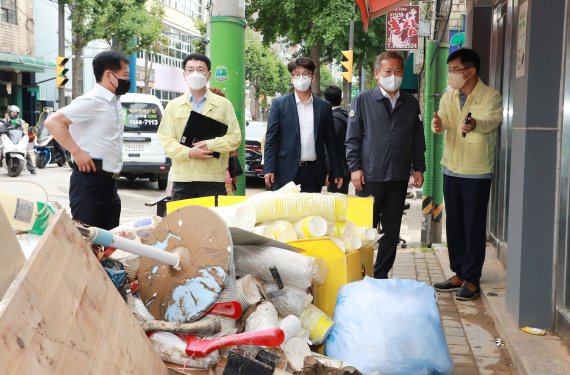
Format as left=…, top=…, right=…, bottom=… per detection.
left=432, top=112, right=443, bottom=133
left=188, top=146, right=213, bottom=160
left=334, top=177, right=344, bottom=189
left=72, top=149, right=97, bottom=172
left=193, top=140, right=209, bottom=150
left=413, top=171, right=424, bottom=188
left=462, top=117, right=477, bottom=134
left=264, top=173, right=275, bottom=189
left=351, top=170, right=365, bottom=192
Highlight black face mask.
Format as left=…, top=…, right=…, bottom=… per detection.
left=111, top=72, right=131, bottom=96
left=9, top=114, right=18, bottom=119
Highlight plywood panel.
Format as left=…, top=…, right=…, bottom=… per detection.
left=0, top=210, right=168, bottom=374
left=0, top=205, right=25, bottom=299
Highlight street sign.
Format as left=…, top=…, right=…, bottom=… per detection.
left=351, top=87, right=359, bottom=98
left=386, top=6, right=420, bottom=50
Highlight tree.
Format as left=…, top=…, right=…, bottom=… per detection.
left=245, top=37, right=289, bottom=119
left=63, top=0, right=165, bottom=98
left=192, top=18, right=208, bottom=54
left=246, top=0, right=387, bottom=95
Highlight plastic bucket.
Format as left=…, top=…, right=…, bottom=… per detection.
left=299, top=303, right=334, bottom=345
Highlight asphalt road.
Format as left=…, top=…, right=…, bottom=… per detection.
left=0, top=164, right=266, bottom=225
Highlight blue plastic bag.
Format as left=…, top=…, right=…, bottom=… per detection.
left=325, top=277, right=453, bottom=375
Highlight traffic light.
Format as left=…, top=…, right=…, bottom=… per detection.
left=341, top=50, right=353, bottom=82
left=56, top=56, right=69, bottom=88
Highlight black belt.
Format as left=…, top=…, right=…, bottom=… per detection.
left=299, top=160, right=316, bottom=166
left=69, top=161, right=121, bottom=180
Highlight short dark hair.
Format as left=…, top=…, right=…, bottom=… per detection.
left=375, top=51, right=405, bottom=70
left=447, top=48, right=480, bottom=73
left=183, top=53, right=211, bottom=71
left=287, top=56, right=316, bottom=74
left=93, top=50, right=130, bottom=82
left=323, top=85, right=342, bottom=107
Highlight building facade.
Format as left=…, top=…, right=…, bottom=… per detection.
left=1, top=0, right=54, bottom=124
left=464, top=0, right=570, bottom=344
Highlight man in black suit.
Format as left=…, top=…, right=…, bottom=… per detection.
left=264, top=57, right=344, bottom=192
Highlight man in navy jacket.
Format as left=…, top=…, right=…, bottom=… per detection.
left=346, top=51, right=426, bottom=279
left=264, top=57, right=343, bottom=192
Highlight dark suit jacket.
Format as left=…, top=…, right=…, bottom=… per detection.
left=264, top=93, right=343, bottom=188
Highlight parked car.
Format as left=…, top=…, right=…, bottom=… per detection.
left=245, top=121, right=266, bottom=178
left=120, top=93, right=170, bottom=189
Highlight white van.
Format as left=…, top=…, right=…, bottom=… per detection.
left=120, top=93, right=170, bottom=189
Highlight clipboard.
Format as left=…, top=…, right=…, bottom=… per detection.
left=180, top=111, right=228, bottom=158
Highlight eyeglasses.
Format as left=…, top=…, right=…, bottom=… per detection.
left=185, top=68, right=208, bottom=74
left=448, top=67, right=470, bottom=74
left=292, top=73, right=312, bottom=79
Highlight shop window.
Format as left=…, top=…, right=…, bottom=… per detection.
left=1, top=0, right=17, bottom=24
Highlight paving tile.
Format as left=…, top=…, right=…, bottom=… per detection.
left=442, top=320, right=462, bottom=328
left=448, top=344, right=473, bottom=355
left=452, top=354, right=476, bottom=366
left=446, top=336, right=470, bottom=346
left=452, top=366, right=480, bottom=375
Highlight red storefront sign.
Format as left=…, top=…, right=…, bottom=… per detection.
left=386, top=5, right=419, bottom=50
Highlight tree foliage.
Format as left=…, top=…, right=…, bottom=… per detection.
left=62, top=0, right=164, bottom=97
left=246, top=0, right=387, bottom=92
left=245, top=41, right=289, bottom=99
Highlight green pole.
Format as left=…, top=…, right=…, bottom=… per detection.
left=421, top=40, right=437, bottom=247
left=210, top=11, right=246, bottom=196
left=432, top=43, right=449, bottom=225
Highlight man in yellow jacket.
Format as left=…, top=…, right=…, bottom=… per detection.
left=158, top=53, right=241, bottom=201
left=432, top=48, right=503, bottom=301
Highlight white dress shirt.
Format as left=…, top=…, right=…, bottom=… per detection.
left=379, top=86, right=400, bottom=109
left=60, top=84, right=124, bottom=173
left=295, top=92, right=317, bottom=162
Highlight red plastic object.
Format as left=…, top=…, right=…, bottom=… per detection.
left=206, top=301, right=242, bottom=319
left=183, top=328, right=285, bottom=357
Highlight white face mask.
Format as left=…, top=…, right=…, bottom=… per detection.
left=379, top=74, right=403, bottom=92
left=186, top=71, right=208, bottom=91
left=292, top=76, right=312, bottom=92
left=448, top=72, right=468, bottom=90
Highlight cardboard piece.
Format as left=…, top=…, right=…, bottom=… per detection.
left=0, top=205, right=26, bottom=299
left=0, top=210, right=168, bottom=374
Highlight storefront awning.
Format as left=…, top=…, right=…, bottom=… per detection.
left=356, top=0, right=410, bottom=31
left=0, top=52, right=56, bottom=73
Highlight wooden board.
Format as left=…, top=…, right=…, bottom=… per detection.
left=0, top=210, right=168, bottom=374
left=0, top=205, right=25, bottom=299
left=139, top=206, right=231, bottom=323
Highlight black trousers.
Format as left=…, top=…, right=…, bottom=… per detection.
left=327, top=175, right=350, bottom=194
left=443, top=174, right=492, bottom=285
left=69, top=171, right=121, bottom=230
left=172, top=181, right=227, bottom=201
left=273, top=164, right=321, bottom=193
left=356, top=180, right=408, bottom=278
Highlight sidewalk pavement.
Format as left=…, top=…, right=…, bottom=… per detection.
left=396, top=193, right=570, bottom=375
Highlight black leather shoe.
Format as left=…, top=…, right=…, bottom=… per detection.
left=455, top=282, right=480, bottom=301
left=433, top=276, right=463, bottom=291
left=30, top=168, right=36, bottom=175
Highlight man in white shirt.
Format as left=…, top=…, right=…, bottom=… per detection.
left=45, top=50, right=130, bottom=229
left=264, top=56, right=343, bottom=192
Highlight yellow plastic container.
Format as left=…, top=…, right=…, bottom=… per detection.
left=166, top=196, right=215, bottom=215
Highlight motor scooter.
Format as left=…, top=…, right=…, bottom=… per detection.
left=0, top=120, right=29, bottom=177
left=33, top=107, right=68, bottom=168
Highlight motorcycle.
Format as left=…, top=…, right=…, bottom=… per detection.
left=33, top=107, right=68, bottom=168
left=0, top=120, right=29, bottom=177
